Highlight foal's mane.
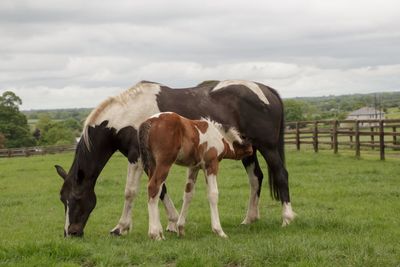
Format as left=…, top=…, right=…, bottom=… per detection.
left=82, top=81, right=159, bottom=150
left=202, top=118, right=243, bottom=144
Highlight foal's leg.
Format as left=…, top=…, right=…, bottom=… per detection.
left=241, top=150, right=263, bottom=224
left=148, top=166, right=172, bottom=240
left=204, top=164, right=227, bottom=238
left=160, top=184, right=179, bottom=233
left=111, top=162, right=143, bottom=235
left=259, top=148, right=296, bottom=226
left=177, top=167, right=200, bottom=236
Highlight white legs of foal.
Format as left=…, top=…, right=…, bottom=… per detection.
left=177, top=168, right=199, bottom=236
left=206, top=173, right=227, bottom=238
left=241, top=163, right=260, bottom=224
left=177, top=168, right=227, bottom=238
left=148, top=185, right=164, bottom=240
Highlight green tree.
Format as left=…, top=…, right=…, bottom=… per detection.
left=0, top=133, right=5, bottom=149
left=0, top=91, right=35, bottom=148
left=284, top=99, right=307, bottom=122
left=36, top=116, right=76, bottom=146
left=0, top=91, right=22, bottom=108
left=40, top=123, right=75, bottom=145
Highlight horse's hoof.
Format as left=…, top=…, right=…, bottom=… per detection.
left=166, top=222, right=178, bottom=233
left=241, top=216, right=258, bottom=225
left=282, top=211, right=297, bottom=227
left=177, top=225, right=185, bottom=237
left=110, top=228, right=121, bottom=236
left=149, top=232, right=165, bottom=241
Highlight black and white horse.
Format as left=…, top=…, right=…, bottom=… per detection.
left=56, top=80, right=295, bottom=237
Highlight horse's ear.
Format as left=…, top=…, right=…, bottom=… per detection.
left=55, top=165, right=67, bottom=180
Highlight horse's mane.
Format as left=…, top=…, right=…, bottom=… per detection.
left=82, top=81, right=160, bottom=150
left=201, top=118, right=243, bottom=145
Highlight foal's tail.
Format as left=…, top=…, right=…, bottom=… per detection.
left=138, top=121, right=155, bottom=175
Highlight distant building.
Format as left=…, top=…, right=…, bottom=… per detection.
left=346, top=107, right=385, bottom=120
left=344, top=107, right=385, bottom=127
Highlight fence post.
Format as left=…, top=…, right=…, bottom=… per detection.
left=313, top=121, right=319, bottom=153
left=295, top=122, right=300, bottom=151
left=393, top=126, right=397, bottom=146
left=332, top=120, right=338, bottom=154
left=355, top=121, right=360, bottom=158
left=370, top=126, right=375, bottom=150
left=379, top=120, right=385, bottom=160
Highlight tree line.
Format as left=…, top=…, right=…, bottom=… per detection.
left=2, top=90, right=400, bottom=149
left=0, top=91, right=86, bottom=149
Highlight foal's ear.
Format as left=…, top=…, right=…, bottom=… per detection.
left=55, top=165, right=67, bottom=180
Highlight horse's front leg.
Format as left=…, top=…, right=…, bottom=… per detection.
left=205, top=163, right=227, bottom=238
left=241, top=151, right=262, bottom=224
left=177, top=167, right=199, bottom=236
left=111, top=162, right=143, bottom=235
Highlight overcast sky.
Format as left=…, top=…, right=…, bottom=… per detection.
left=1, top=0, right=400, bottom=110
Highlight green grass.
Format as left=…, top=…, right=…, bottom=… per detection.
left=1, top=150, right=399, bottom=266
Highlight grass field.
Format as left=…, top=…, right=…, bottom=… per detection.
left=0, top=149, right=399, bottom=266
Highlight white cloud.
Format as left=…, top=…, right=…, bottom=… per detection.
left=0, top=0, right=399, bottom=109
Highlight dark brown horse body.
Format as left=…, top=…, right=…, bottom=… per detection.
left=56, top=80, right=295, bottom=237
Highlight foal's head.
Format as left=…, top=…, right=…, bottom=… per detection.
left=56, top=164, right=97, bottom=237
left=231, top=140, right=253, bottom=160
left=218, top=125, right=253, bottom=160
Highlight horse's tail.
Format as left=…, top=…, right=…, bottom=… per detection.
left=268, top=89, right=286, bottom=201
left=138, top=121, right=155, bottom=175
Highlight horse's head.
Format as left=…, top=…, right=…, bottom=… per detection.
left=55, top=165, right=97, bottom=237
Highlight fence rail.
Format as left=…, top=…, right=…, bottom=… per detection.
left=0, top=145, right=75, bottom=158
left=285, top=119, right=400, bottom=160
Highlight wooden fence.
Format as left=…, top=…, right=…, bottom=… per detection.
left=0, top=145, right=75, bottom=158
left=285, top=119, right=400, bottom=160
left=2, top=119, right=400, bottom=160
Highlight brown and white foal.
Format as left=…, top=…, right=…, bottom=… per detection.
left=139, top=112, right=253, bottom=240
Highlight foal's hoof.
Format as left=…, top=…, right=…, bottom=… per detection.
left=110, top=224, right=131, bottom=236
left=213, top=229, right=228, bottom=239
left=110, top=228, right=122, bottom=236
left=149, top=232, right=165, bottom=241
left=166, top=221, right=178, bottom=233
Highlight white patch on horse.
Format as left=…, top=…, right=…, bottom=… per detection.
left=150, top=112, right=174, bottom=119
left=212, top=80, right=270, bottom=105
left=64, top=201, right=70, bottom=236
left=82, top=81, right=162, bottom=150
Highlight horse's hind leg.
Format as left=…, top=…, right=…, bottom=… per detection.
left=259, top=148, right=296, bottom=226
left=111, top=162, right=143, bottom=235
left=241, top=150, right=263, bottom=224
left=148, top=165, right=173, bottom=240
left=177, top=167, right=199, bottom=236
left=160, top=184, right=179, bottom=232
